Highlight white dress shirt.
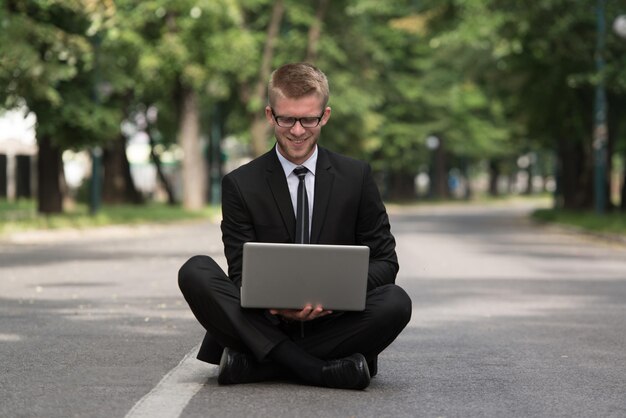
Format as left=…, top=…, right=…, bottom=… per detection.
left=275, top=145, right=317, bottom=236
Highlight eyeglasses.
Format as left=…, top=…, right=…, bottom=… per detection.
left=271, top=108, right=324, bottom=128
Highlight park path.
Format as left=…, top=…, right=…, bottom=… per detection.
left=1, top=201, right=626, bottom=417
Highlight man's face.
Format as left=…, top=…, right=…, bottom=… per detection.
left=266, top=95, right=331, bottom=165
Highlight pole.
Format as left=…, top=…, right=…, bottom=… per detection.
left=90, top=147, right=102, bottom=215
left=593, top=0, right=608, bottom=214
left=426, top=135, right=439, bottom=199
left=89, top=33, right=103, bottom=215
left=210, top=104, right=222, bottom=205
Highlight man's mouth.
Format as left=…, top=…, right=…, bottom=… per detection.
left=289, top=137, right=307, bottom=145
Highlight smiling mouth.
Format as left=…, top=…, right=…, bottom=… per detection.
left=289, top=137, right=307, bottom=144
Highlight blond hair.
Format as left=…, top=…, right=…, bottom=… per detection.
left=268, top=62, right=329, bottom=109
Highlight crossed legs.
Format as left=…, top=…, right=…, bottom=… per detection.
left=178, top=255, right=412, bottom=386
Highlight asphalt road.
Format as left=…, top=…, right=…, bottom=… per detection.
left=1, top=201, right=626, bottom=417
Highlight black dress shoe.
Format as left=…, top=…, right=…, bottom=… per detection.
left=368, top=356, right=378, bottom=378
left=321, top=353, right=371, bottom=390
left=217, top=348, right=265, bottom=385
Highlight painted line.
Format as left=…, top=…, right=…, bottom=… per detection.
left=125, top=344, right=217, bottom=418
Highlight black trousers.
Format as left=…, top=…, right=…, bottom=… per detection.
left=179, top=255, right=412, bottom=364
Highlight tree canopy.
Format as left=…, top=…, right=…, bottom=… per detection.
left=1, top=0, right=625, bottom=211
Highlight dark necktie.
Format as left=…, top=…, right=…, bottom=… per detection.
left=293, top=167, right=309, bottom=244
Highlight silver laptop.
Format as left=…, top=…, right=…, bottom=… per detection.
left=240, top=242, right=370, bottom=311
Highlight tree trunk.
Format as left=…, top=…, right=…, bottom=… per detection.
left=102, top=134, right=143, bottom=205
left=557, top=137, right=592, bottom=210
left=178, top=87, right=206, bottom=210
left=488, top=160, right=500, bottom=197
left=524, top=161, right=533, bottom=195
left=387, top=170, right=416, bottom=201
left=0, top=154, right=6, bottom=198
left=37, top=135, right=63, bottom=214
left=619, top=153, right=626, bottom=212
left=249, top=0, right=284, bottom=157
left=16, top=155, right=33, bottom=198
left=250, top=117, right=270, bottom=156
left=305, top=0, right=330, bottom=63
left=148, top=130, right=177, bottom=205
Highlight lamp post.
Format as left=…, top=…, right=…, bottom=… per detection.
left=89, top=32, right=103, bottom=215
left=594, top=9, right=626, bottom=214
left=614, top=14, right=626, bottom=211
left=210, top=104, right=222, bottom=205
left=425, top=135, right=440, bottom=199
left=593, top=0, right=608, bottom=214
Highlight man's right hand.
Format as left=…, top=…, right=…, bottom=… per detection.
left=269, top=304, right=332, bottom=322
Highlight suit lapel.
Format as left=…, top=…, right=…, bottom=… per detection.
left=311, top=147, right=334, bottom=243
left=265, top=148, right=296, bottom=242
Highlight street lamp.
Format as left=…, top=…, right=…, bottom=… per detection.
left=613, top=14, right=626, bottom=39
left=89, top=32, right=103, bottom=215
left=594, top=8, right=626, bottom=214
left=425, top=135, right=440, bottom=198
left=593, top=0, right=608, bottom=214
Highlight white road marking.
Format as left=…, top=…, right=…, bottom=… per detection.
left=125, top=344, right=217, bottom=418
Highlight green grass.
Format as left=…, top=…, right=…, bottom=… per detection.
left=532, top=208, right=626, bottom=236
left=4, top=198, right=625, bottom=239
left=0, top=199, right=220, bottom=235
left=387, top=193, right=553, bottom=208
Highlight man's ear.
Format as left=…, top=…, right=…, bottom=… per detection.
left=265, top=106, right=275, bottom=124
left=320, top=107, right=331, bottom=126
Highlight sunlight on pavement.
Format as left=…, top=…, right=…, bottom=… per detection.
left=0, top=333, right=22, bottom=342
left=408, top=294, right=595, bottom=328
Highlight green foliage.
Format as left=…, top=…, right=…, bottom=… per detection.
left=1, top=1, right=92, bottom=108
left=1, top=0, right=121, bottom=148
left=532, top=208, right=626, bottom=236
left=0, top=198, right=219, bottom=234
left=118, top=0, right=259, bottom=144
left=2, top=0, right=626, bottom=208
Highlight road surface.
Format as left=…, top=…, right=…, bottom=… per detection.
left=1, top=201, right=625, bottom=417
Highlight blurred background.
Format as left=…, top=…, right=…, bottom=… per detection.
left=1, top=0, right=625, bottom=224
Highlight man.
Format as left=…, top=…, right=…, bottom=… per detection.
left=179, top=62, right=411, bottom=390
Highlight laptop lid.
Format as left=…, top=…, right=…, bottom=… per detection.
left=240, top=242, right=370, bottom=311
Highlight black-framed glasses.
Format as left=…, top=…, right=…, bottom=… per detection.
left=271, top=108, right=324, bottom=128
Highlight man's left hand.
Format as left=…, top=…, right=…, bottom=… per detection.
left=269, top=304, right=332, bottom=321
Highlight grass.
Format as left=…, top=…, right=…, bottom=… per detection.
left=386, top=193, right=554, bottom=210
left=0, top=199, right=220, bottom=236
left=3, top=198, right=625, bottom=239
left=532, top=208, right=626, bottom=236
left=388, top=194, right=626, bottom=238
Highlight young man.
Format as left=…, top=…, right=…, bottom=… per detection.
left=179, top=62, right=411, bottom=390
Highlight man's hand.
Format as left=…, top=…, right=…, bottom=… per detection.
left=269, top=304, right=332, bottom=322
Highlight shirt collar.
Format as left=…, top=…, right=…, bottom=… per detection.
left=275, top=144, right=318, bottom=177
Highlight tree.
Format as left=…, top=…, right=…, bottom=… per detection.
left=490, top=0, right=626, bottom=209
left=1, top=0, right=119, bottom=214
left=128, top=0, right=258, bottom=210
left=5, top=0, right=623, bottom=212
left=325, top=0, right=516, bottom=199
left=242, top=0, right=285, bottom=158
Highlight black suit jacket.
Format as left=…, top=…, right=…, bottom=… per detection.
left=197, top=145, right=399, bottom=363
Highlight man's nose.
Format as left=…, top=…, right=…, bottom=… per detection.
left=290, top=120, right=306, bottom=135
